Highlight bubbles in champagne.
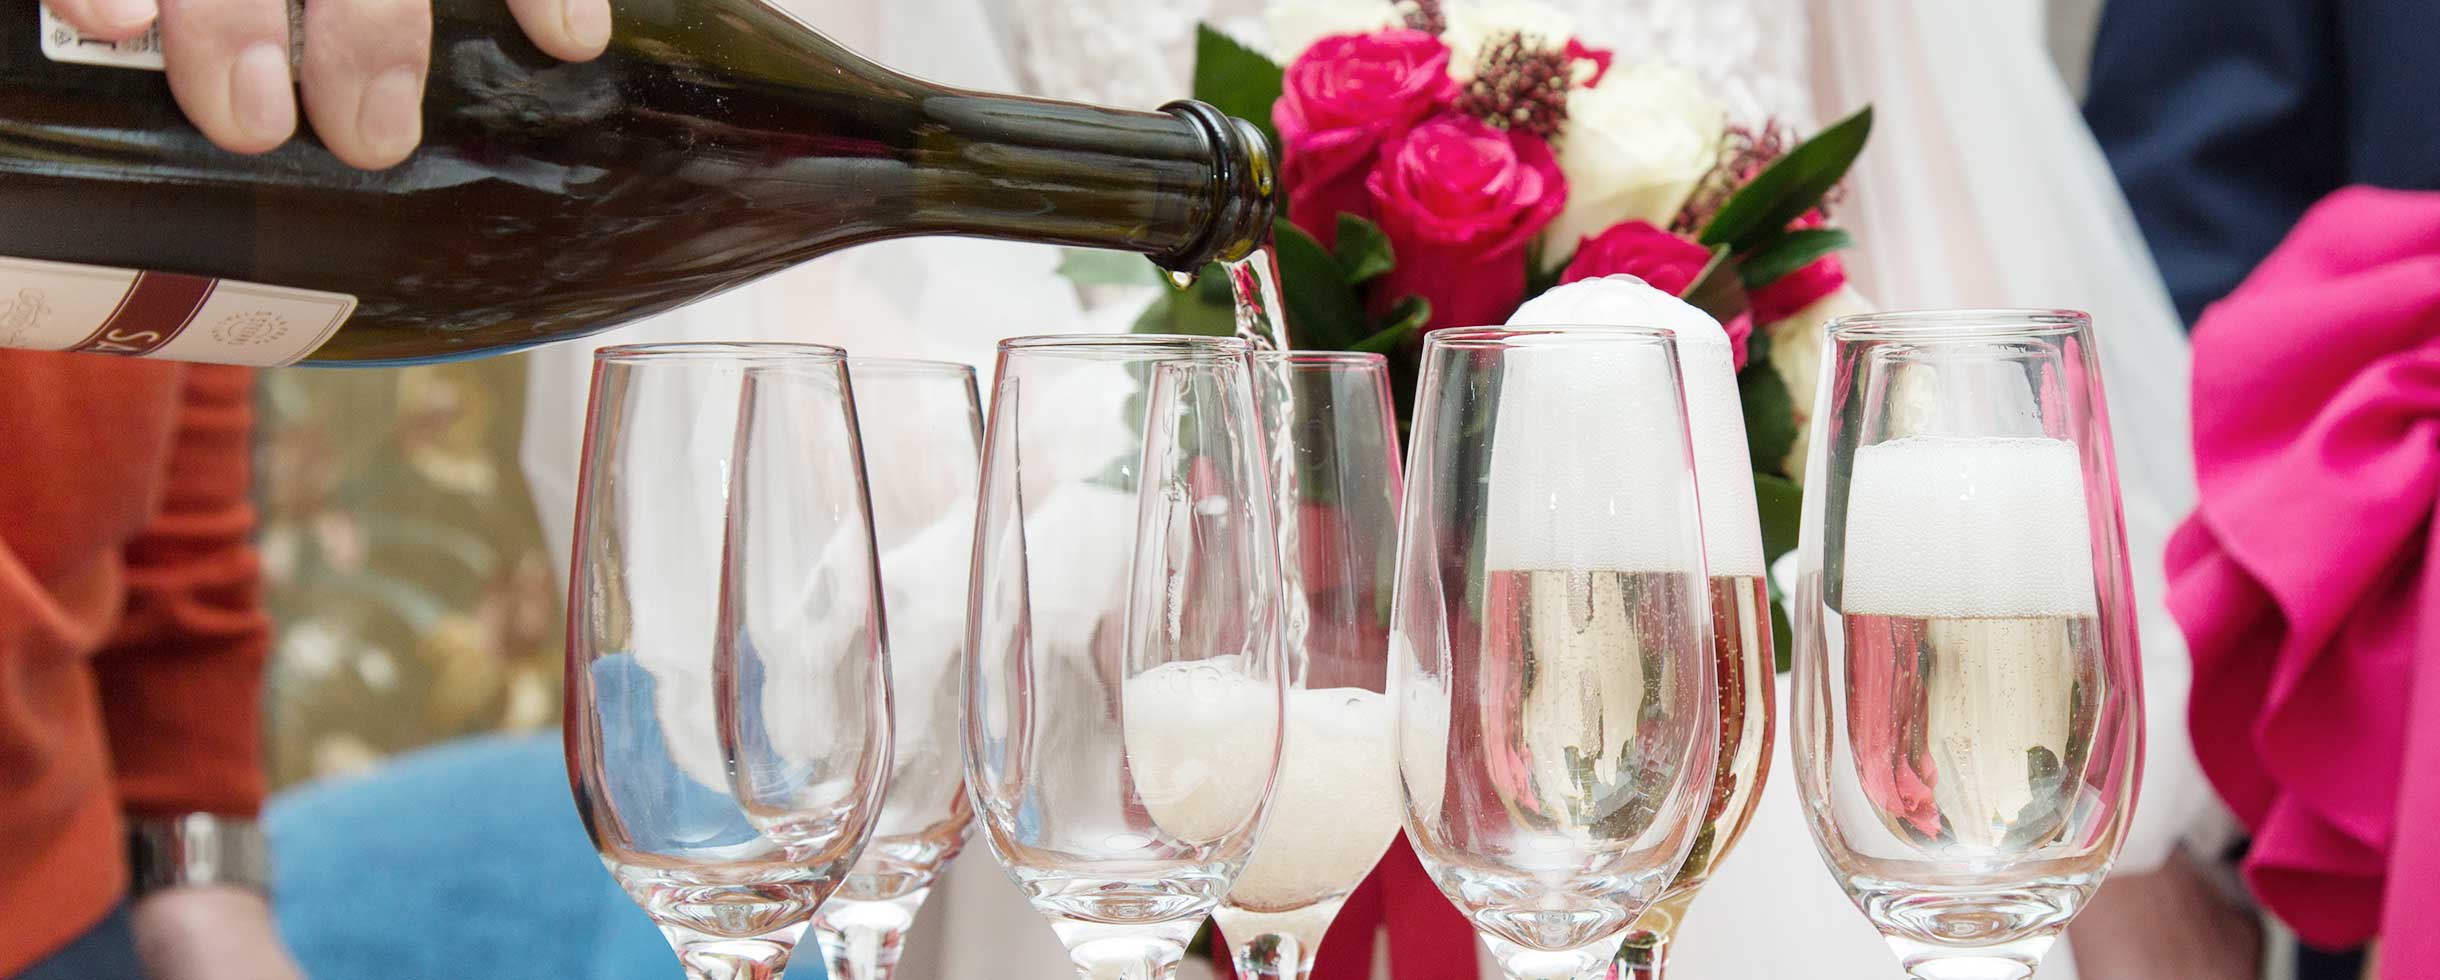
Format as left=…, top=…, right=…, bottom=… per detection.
left=1834, top=437, right=2108, bottom=862
left=1226, top=688, right=1400, bottom=911
left=1839, top=436, right=2099, bottom=618
left=1120, top=659, right=1280, bottom=844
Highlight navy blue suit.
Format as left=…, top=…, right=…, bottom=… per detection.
left=2084, top=0, right=2440, bottom=327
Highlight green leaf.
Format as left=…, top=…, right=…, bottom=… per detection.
left=1753, top=473, right=1802, bottom=671
left=1192, top=24, right=1285, bottom=157
left=1273, top=223, right=1371, bottom=350
left=1682, top=244, right=1751, bottom=325
left=1334, top=214, right=1396, bottom=285
left=1753, top=473, right=1801, bottom=566
left=1354, top=295, right=1430, bottom=353
left=1056, top=247, right=1162, bottom=287
left=1769, top=585, right=1794, bottom=673
left=1698, top=105, right=1873, bottom=254
left=1739, top=356, right=1798, bottom=475
left=1738, top=228, right=1854, bottom=290
left=1131, top=263, right=1236, bottom=337
left=1524, top=240, right=1568, bottom=300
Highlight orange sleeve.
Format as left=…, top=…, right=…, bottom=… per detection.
left=90, top=365, right=271, bottom=817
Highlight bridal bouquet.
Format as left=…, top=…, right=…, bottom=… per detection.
left=1067, top=0, right=1873, bottom=664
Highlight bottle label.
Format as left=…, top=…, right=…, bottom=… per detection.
left=0, top=257, right=355, bottom=366
left=38, top=2, right=302, bottom=71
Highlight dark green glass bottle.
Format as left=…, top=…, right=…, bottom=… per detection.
left=0, top=0, right=1273, bottom=365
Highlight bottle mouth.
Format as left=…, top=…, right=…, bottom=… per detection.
left=1156, top=100, right=1279, bottom=272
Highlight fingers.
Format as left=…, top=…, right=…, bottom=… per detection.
left=503, top=0, right=609, bottom=64
left=155, top=0, right=296, bottom=155
left=41, top=0, right=160, bottom=42
left=298, top=0, right=430, bottom=168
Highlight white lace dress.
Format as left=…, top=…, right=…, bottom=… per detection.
left=520, top=2, right=2213, bottom=977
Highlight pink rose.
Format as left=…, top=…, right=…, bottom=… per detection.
left=1274, top=29, right=1458, bottom=249
left=1367, top=114, right=1567, bottom=331
left=1749, top=210, right=1850, bottom=325
left=1560, top=220, right=1711, bottom=293
left=1566, top=39, right=1614, bottom=86
left=1560, top=221, right=1750, bottom=368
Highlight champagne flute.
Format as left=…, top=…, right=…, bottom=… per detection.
left=1790, top=310, right=2143, bottom=980
left=810, top=358, right=986, bottom=980
left=1609, top=322, right=1777, bottom=980
left=1214, top=351, right=1405, bottom=980
left=1392, top=326, right=1719, bottom=980
left=566, top=342, right=889, bottom=980
left=965, top=335, right=1288, bottom=980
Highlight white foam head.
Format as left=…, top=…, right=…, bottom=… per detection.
left=1840, top=436, right=2100, bottom=617
left=1507, top=275, right=1766, bottom=575
left=1478, top=340, right=1701, bottom=572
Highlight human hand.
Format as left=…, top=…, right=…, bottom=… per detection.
left=130, top=885, right=306, bottom=980
left=38, top=0, right=610, bottom=169
left=2067, top=848, right=2262, bottom=980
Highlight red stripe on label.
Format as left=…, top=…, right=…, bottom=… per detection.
left=69, top=270, right=216, bottom=356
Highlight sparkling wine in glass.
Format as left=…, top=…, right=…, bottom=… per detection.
left=1790, top=310, right=2144, bottom=980
left=566, top=343, right=890, bottom=980
left=1213, top=351, right=1406, bottom=980
left=965, top=335, right=1288, bottom=980
left=1392, top=327, right=1719, bottom=980
left=805, top=358, right=986, bottom=980
left=1602, top=319, right=1778, bottom=980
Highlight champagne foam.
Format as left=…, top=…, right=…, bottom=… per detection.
left=1840, top=436, right=2099, bottom=618
left=1507, top=277, right=1765, bottom=575
left=1121, top=660, right=1280, bottom=843
left=1228, top=687, right=1401, bottom=908
left=1481, top=344, right=1705, bottom=573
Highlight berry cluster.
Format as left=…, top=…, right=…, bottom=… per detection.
left=1454, top=34, right=1574, bottom=141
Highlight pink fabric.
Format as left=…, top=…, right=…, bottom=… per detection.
left=2167, top=186, right=2440, bottom=977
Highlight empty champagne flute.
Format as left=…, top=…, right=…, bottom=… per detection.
left=810, top=358, right=986, bottom=980
left=1214, top=352, right=1405, bottom=980
left=965, top=335, right=1287, bottom=980
left=1790, top=310, right=2143, bottom=980
left=566, top=343, right=890, bottom=980
left=1392, top=327, right=1719, bottom=980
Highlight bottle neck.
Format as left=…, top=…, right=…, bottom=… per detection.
left=896, top=96, right=1275, bottom=272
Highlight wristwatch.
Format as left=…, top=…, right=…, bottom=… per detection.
left=127, top=813, right=271, bottom=899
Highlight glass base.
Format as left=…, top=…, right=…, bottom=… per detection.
left=1483, top=931, right=1628, bottom=980
left=1886, top=934, right=2054, bottom=980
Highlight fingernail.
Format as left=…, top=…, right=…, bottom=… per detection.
left=229, top=42, right=295, bottom=146
left=561, top=0, right=609, bottom=52
left=91, top=0, right=156, bottom=33
left=356, top=67, right=423, bottom=165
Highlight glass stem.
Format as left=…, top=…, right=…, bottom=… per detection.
left=1230, top=931, right=1310, bottom=980
left=1065, top=934, right=1190, bottom=980
left=1614, top=930, right=1666, bottom=980
left=664, top=933, right=798, bottom=980
left=814, top=893, right=928, bottom=980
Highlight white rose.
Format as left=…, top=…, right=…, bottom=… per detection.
left=1265, top=0, right=1406, bottom=63
left=1539, top=62, right=1724, bottom=267
left=1440, top=0, right=1576, bottom=79
left=1767, top=284, right=1872, bottom=480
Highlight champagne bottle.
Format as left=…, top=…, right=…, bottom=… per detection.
left=0, top=0, right=1274, bottom=366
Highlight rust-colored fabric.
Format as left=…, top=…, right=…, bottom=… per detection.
left=0, top=354, right=269, bottom=975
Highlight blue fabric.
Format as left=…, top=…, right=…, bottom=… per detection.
left=266, top=733, right=777, bottom=980
left=9, top=903, right=140, bottom=980
left=2083, top=0, right=2440, bottom=326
